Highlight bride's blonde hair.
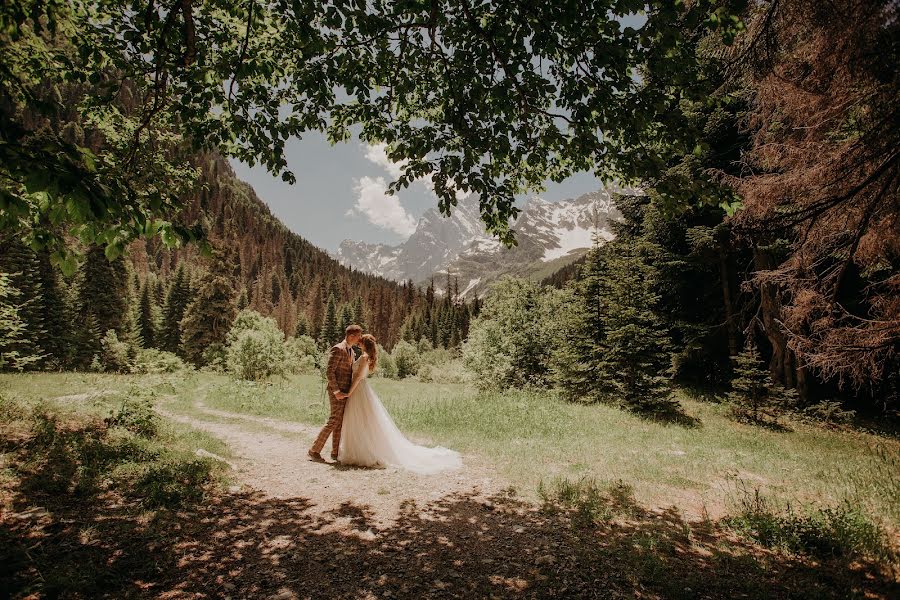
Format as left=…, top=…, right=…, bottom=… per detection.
left=360, top=334, right=377, bottom=372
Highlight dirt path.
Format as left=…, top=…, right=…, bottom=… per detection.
left=158, top=401, right=505, bottom=530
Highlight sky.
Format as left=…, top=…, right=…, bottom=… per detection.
left=229, top=134, right=604, bottom=253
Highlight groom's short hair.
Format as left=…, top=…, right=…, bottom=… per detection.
left=345, top=324, right=363, bottom=336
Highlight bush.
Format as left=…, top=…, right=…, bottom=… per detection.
left=226, top=329, right=287, bottom=381
left=725, top=488, right=895, bottom=564
left=417, top=360, right=470, bottom=384
left=105, top=394, right=159, bottom=438
left=99, top=329, right=131, bottom=372
left=131, top=348, right=189, bottom=374
left=538, top=476, right=636, bottom=527
left=376, top=349, right=398, bottom=379
left=284, top=335, right=319, bottom=375
left=463, top=277, right=557, bottom=391
left=392, top=340, right=420, bottom=378
left=803, top=400, right=856, bottom=426
left=134, top=458, right=215, bottom=508
left=225, top=310, right=287, bottom=380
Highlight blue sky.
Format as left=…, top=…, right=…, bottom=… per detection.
left=230, top=134, right=604, bottom=253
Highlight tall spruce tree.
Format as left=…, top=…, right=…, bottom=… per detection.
left=597, top=239, right=674, bottom=413
left=160, top=265, right=192, bottom=354
left=552, top=247, right=611, bottom=403
left=137, top=282, right=157, bottom=348
left=77, top=245, right=128, bottom=336
left=180, top=275, right=237, bottom=365
left=0, top=235, right=47, bottom=367
left=35, top=250, right=71, bottom=368
left=319, top=293, right=339, bottom=347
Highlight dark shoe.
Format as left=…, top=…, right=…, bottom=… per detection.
left=308, top=450, right=324, bottom=462
left=330, top=452, right=339, bottom=462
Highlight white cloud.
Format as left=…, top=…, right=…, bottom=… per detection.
left=364, top=143, right=405, bottom=179
left=349, top=176, right=417, bottom=237
left=362, top=142, right=470, bottom=202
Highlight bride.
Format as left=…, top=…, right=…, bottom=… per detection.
left=338, top=334, right=462, bottom=474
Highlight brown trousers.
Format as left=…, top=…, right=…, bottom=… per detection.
left=310, top=391, right=348, bottom=456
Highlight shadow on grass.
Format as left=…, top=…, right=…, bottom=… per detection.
left=1, top=404, right=896, bottom=599
left=3, top=484, right=897, bottom=599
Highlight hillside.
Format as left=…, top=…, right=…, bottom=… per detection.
left=125, top=154, right=424, bottom=349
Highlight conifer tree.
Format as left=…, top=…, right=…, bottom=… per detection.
left=180, top=275, right=237, bottom=365
left=35, top=250, right=72, bottom=368
left=338, top=302, right=354, bottom=335
left=319, top=293, right=339, bottom=347
left=552, top=247, right=610, bottom=403
left=160, top=265, right=192, bottom=354
left=0, top=235, right=46, bottom=366
left=352, top=296, right=366, bottom=330
left=0, top=273, right=40, bottom=370
left=237, top=287, right=249, bottom=310
left=597, top=239, right=674, bottom=413
left=294, top=313, right=310, bottom=337
left=137, top=282, right=158, bottom=348
left=77, top=245, right=128, bottom=336
left=727, top=341, right=796, bottom=425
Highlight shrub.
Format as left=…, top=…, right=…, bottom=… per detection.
left=463, top=277, right=557, bottom=391
left=376, top=349, right=398, bottom=379
left=284, top=334, right=319, bottom=374
left=417, top=363, right=435, bottom=382
left=392, top=340, right=420, bottom=378
left=538, top=476, right=636, bottom=527
left=725, top=488, right=895, bottom=564
left=105, top=394, right=159, bottom=438
left=99, top=329, right=131, bottom=372
left=226, top=329, right=287, bottom=381
left=225, top=310, right=287, bottom=380
left=131, top=348, right=189, bottom=374
left=803, top=400, right=856, bottom=426
left=134, top=458, right=215, bottom=508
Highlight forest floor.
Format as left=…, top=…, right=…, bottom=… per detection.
left=1, top=372, right=898, bottom=599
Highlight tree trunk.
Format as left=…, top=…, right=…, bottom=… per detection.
left=718, top=244, right=739, bottom=356
left=752, top=247, right=798, bottom=390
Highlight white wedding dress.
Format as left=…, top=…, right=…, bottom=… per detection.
left=338, top=355, right=462, bottom=474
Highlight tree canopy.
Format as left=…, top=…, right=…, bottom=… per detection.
left=1, top=0, right=743, bottom=268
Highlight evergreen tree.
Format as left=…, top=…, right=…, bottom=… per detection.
left=237, top=287, right=249, bottom=310
left=294, top=313, right=310, bottom=337
left=160, top=265, right=192, bottom=354
left=0, top=273, right=40, bottom=370
left=552, top=247, right=611, bottom=403
left=77, top=245, right=128, bottom=336
left=351, top=296, right=366, bottom=330
left=338, top=302, right=354, bottom=335
left=319, top=293, right=339, bottom=347
left=137, top=282, right=158, bottom=348
left=180, top=275, right=237, bottom=365
left=596, top=239, right=674, bottom=413
left=35, top=250, right=72, bottom=368
left=727, top=341, right=796, bottom=425
left=0, top=235, right=46, bottom=366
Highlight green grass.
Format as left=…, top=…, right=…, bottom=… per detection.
left=3, top=370, right=898, bottom=532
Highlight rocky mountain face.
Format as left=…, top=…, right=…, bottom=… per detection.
left=334, top=188, right=624, bottom=296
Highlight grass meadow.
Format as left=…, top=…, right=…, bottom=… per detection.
left=4, top=370, right=897, bottom=527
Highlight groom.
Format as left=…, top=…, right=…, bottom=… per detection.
left=308, top=324, right=363, bottom=462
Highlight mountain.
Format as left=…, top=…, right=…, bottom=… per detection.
left=335, top=197, right=488, bottom=283
left=125, top=154, right=427, bottom=348
left=335, top=188, right=624, bottom=296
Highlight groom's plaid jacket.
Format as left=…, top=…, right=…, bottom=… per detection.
left=326, top=342, right=353, bottom=395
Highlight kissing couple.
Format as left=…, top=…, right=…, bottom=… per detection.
left=307, top=324, right=462, bottom=474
